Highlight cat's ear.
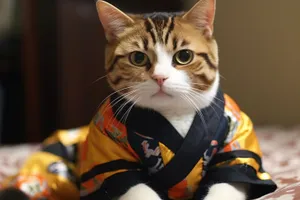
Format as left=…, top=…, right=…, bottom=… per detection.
left=96, top=0, right=134, bottom=41
left=182, top=0, right=216, bottom=38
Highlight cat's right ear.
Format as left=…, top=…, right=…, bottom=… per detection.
left=96, top=1, right=134, bottom=41
left=183, top=0, right=216, bottom=38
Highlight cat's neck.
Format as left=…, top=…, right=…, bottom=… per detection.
left=157, top=107, right=196, bottom=138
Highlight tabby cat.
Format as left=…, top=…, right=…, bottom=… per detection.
left=91, top=0, right=275, bottom=200
left=0, top=0, right=276, bottom=200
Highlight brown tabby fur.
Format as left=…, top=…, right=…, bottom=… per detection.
left=104, top=12, right=219, bottom=93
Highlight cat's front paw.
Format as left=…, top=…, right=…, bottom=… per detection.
left=119, top=184, right=162, bottom=200
left=203, top=183, right=247, bottom=200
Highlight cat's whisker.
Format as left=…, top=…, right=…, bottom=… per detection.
left=106, top=89, right=140, bottom=126
left=189, top=91, right=220, bottom=119
left=90, top=74, right=108, bottom=85
left=120, top=96, right=140, bottom=125
left=100, top=95, right=124, bottom=117
left=181, top=93, right=208, bottom=128
left=189, top=87, right=225, bottom=104
left=219, top=73, right=227, bottom=80
left=181, top=93, right=200, bottom=113
left=108, top=99, right=131, bottom=128
left=188, top=89, right=224, bottom=111
left=109, top=87, right=143, bottom=126
left=164, top=84, right=224, bottom=110
left=186, top=89, right=223, bottom=118
left=118, top=94, right=137, bottom=124
left=96, top=85, right=138, bottom=111
left=184, top=93, right=209, bottom=134
left=101, top=89, right=138, bottom=121
left=173, top=83, right=225, bottom=104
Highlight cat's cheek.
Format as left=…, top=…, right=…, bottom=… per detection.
left=163, top=70, right=191, bottom=93
left=173, top=70, right=191, bottom=86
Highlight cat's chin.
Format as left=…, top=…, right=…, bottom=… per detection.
left=134, top=95, right=197, bottom=113
left=151, top=91, right=173, bottom=98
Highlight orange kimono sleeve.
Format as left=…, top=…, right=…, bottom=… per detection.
left=1, top=126, right=89, bottom=200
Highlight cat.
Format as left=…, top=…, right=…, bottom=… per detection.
left=0, top=0, right=276, bottom=199
left=91, top=0, right=275, bottom=200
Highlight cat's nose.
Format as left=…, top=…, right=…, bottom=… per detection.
left=152, top=75, right=169, bottom=86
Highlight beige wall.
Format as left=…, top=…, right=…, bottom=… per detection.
left=187, top=0, right=300, bottom=126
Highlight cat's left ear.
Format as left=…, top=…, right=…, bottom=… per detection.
left=96, top=0, right=134, bottom=41
left=182, top=0, right=216, bottom=38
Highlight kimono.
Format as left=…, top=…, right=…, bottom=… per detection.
left=1, top=89, right=277, bottom=200
left=1, top=126, right=89, bottom=200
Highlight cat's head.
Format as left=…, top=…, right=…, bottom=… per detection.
left=96, top=0, right=219, bottom=112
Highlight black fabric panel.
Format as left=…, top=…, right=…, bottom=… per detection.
left=65, top=144, right=78, bottom=164
left=148, top=114, right=209, bottom=190
left=80, top=188, right=110, bottom=200
left=127, top=130, right=164, bottom=173
left=149, top=114, right=228, bottom=190
left=195, top=165, right=277, bottom=200
left=41, top=142, right=72, bottom=162
left=81, top=171, right=151, bottom=200
left=209, top=150, right=262, bottom=167
left=81, top=160, right=142, bottom=183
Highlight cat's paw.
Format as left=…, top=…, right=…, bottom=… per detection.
left=119, top=184, right=162, bottom=200
left=203, top=183, right=247, bottom=200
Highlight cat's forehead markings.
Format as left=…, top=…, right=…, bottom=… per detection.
left=143, top=14, right=176, bottom=45
left=164, top=17, right=175, bottom=45
left=142, top=37, right=149, bottom=51
left=144, top=18, right=157, bottom=44
left=180, top=40, right=189, bottom=47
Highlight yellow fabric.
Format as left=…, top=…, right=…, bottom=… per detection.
left=80, top=122, right=139, bottom=176
left=217, top=95, right=273, bottom=181
left=223, top=111, right=263, bottom=158
left=159, top=143, right=204, bottom=200
left=1, top=94, right=273, bottom=200
left=2, top=127, right=89, bottom=200
left=5, top=152, right=79, bottom=200
left=79, top=99, right=140, bottom=195
left=43, top=126, right=89, bottom=146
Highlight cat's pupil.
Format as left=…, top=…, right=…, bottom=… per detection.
left=134, top=52, right=145, bottom=64
left=178, top=50, right=191, bottom=62
left=174, top=49, right=193, bottom=65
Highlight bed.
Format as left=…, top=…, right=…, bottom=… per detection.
left=0, top=126, right=299, bottom=199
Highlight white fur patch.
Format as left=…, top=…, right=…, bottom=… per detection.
left=119, top=183, right=162, bottom=200
left=204, top=183, right=248, bottom=200
left=127, top=43, right=220, bottom=138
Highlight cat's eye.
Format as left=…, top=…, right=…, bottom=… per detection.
left=129, top=51, right=149, bottom=66
left=173, top=49, right=194, bottom=65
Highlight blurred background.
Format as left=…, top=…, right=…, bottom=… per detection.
left=0, top=0, right=299, bottom=144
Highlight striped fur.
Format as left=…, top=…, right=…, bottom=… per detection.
left=97, top=0, right=219, bottom=112
left=96, top=1, right=248, bottom=200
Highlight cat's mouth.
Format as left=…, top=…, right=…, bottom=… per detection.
left=151, top=89, right=173, bottom=98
